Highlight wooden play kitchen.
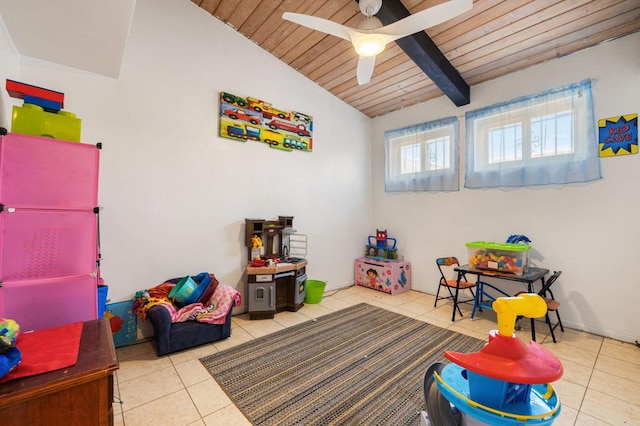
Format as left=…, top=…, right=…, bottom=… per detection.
left=244, top=217, right=308, bottom=320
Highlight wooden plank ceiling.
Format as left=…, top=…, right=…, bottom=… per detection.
left=193, top=0, right=640, bottom=118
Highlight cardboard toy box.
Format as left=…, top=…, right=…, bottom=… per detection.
left=466, top=241, right=531, bottom=276
left=354, top=257, right=411, bottom=295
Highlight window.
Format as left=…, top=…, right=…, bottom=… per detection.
left=385, top=116, right=459, bottom=192
left=465, top=80, right=601, bottom=188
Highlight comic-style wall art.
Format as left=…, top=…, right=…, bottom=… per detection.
left=218, top=92, right=313, bottom=153
left=598, top=113, right=638, bottom=157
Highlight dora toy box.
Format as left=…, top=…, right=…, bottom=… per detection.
left=354, top=257, right=411, bottom=295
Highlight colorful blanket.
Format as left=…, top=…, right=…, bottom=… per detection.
left=134, top=281, right=241, bottom=325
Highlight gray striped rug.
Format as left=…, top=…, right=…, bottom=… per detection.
left=200, top=303, right=484, bottom=425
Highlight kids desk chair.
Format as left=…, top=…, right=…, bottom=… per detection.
left=435, top=257, right=476, bottom=321
left=516, top=270, right=564, bottom=343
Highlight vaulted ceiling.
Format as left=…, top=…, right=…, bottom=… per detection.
left=1, top=1, right=638, bottom=119
left=194, top=0, right=640, bottom=117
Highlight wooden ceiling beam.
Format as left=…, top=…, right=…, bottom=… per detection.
left=369, top=0, right=470, bottom=106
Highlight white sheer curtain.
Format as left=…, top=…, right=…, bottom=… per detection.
left=385, top=116, right=459, bottom=192
left=465, top=80, right=601, bottom=188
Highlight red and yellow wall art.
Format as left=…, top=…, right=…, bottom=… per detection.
left=218, top=92, right=313, bottom=153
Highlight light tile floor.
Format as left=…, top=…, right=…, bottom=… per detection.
left=113, top=286, right=640, bottom=425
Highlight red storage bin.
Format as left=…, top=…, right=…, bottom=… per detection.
left=0, top=208, right=98, bottom=281
left=0, top=274, right=98, bottom=331
left=0, top=133, right=99, bottom=209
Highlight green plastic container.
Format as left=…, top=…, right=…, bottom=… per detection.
left=168, top=276, right=198, bottom=307
left=305, top=280, right=326, bottom=304
left=466, top=241, right=531, bottom=275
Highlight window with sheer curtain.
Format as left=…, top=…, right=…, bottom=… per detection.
left=465, top=79, right=601, bottom=188
left=385, top=116, right=459, bottom=192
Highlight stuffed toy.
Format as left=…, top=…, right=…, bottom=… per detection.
left=0, top=318, right=22, bottom=379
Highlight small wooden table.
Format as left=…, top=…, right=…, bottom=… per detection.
left=454, top=265, right=550, bottom=341
left=0, top=318, right=119, bottom=426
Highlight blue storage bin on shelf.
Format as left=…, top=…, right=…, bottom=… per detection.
left=97, top=285, right=108, bottom=318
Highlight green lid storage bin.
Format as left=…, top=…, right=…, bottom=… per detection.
left=466, top=241, right=531, bottom=275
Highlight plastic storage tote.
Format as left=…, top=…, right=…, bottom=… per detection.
left=466, top=241, right=531, bottom=275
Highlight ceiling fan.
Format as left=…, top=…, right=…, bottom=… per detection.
left=283, top=0, right=473, bottom=85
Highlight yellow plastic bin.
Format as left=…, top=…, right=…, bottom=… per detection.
left=305, top=280, right=326, bottom=304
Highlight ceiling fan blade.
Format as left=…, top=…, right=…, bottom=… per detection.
left=356, top=55, right=376, bottom=85
left=282, top=12, right=352, bottom=42
left=378, top=0, right=473, bottom=41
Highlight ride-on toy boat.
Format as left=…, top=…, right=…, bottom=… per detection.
left=424, top=294, right=563, bottom=425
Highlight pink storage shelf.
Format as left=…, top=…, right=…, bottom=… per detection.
left=0, top=208, right=97, bottom=281
left=0, top=274, right=98, bottom=331
left=0, top=133, right=99, bottom=209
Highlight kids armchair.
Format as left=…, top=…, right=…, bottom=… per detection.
left=135, top=274, right=240, bottom=356
left=147, top=305, right=232, bottom=356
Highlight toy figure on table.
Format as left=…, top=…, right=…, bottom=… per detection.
left=366, top=229, right=398, bottom=260
left=250, top=235, right=263, bottom=261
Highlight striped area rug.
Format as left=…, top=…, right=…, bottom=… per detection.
left=200, top=303, right=485, bottom=425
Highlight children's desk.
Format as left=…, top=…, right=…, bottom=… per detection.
left=0, top=318, right=118, bottom=425
left=453, top=264, right=550, bottom=341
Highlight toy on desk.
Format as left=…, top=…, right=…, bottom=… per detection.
left=251, top=234, right=263, bottom=249
left=507, top=234, right=532, bottom=244
left=0, top=318, right=19, bottom=349
left=366, top=229, right=398, bottom=260
left=0, top=318, right=22, bottom=380
left=467, top=241, right=531, bottom=275
left=5, top=79, right=82, bottom=142
left=425, top=295, right=563, bottom=425
left=250, top=234, right=264, bottom=261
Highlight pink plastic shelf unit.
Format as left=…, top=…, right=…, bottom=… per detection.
left=0, top=209, right=98, bottom=281
left=0, top=133, right=99, bottom=209
left=0, top=274, right=98, bottom=332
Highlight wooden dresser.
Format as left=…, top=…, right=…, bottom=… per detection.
left=0, top=318, right=119, bottom=426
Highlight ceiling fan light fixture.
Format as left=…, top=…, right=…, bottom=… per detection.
left=354, top=34, right=386, bottom=56
left=283, top=0, right=474, bottom=84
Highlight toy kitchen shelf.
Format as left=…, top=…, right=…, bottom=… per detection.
left=246, top=261, right=307, bottom=320
left=244, top=216, right=307, bottom=320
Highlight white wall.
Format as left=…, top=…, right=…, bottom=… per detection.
left=0, top=13, right=18, bottom=126
left=0, top=0, right=373, bottom=312
left=372, top=32, right=640, bottom=342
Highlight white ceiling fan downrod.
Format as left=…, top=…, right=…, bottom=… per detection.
left=359, top=0, right=382, bottom=17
